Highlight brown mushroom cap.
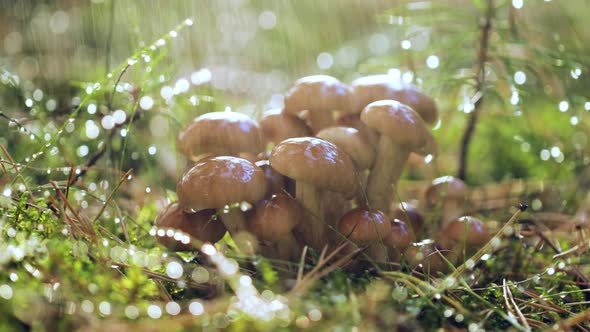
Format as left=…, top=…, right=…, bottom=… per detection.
left=269, top=137, right=357, bottom=195
left=360, top=100, right=432, bottom=154
left=438, top=216, right=490, bottom=249
left=384, top=219, right=414, bottom=252
left=284, top=75, right=354, bottom=115
left=391, top=202, right=424, bottom=236
left=404, top=239, right=449, bottom=273
left=336, top=113, right=379, bottom=147
left=177, top=112, right=263, bottom=159
left=177, top=156, right=267, bottom=211
left=259, top=108, right=311, bottom=144
left=247, top=193, right=302, bottom=241
left=337, top=208, right=391, bottom=244
left=316, top=126, right=375, bottom=170
left=352, top=74, right=438, bottom=125
left=155, top=203, right=226, bottom=251
left=255, top=160, right=288, bottom=197
left=424, top=176, right=469, bottom=207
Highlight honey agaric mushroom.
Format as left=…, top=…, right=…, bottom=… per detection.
left=154, top=203, right=226, bottom=251
left=384, top=219, right=414, bottom=260
left=337, top=208, right=391, bottom=262
left=176, top=156, right=266, bottom=235
left=284, top=75, right=354, bottom=134
left=176, top=111, right=263, bottom=161
left=270, top=137, right=357, bottom=251
left=361, top=100, right=433, bottom=213
left=424, top=176, right=470, bottom=226
left=259, top=108, right=311, bottom=145
left=436, top=216, right=490, bottom=261
left=391, top=202, right=424, bottom=237
left=351, top=74, right=439, bottom=125
left=404, top=239, right=450, bottom=274
left=316, top=126, right=375, bottom=209
left=247, top=193, right=302, bottom=260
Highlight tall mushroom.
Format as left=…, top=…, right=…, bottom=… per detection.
left=247, top=193, right=302, bottom=260
left=284, top=75, right=354, bottom=134
left=154, top=202, right=227, bottom=251
left=177, top=111, right=263, bottom=161
left=269, top=137, right=357, bottom=251
left=351, top=74, right=439, bottom=126
left=361, top=100, right=433, bottom=213
left=176, top=156, right=267, bottom=235
left=316, top=126, right=375, bottom=219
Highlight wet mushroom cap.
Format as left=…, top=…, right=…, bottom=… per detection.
left=391, top=202, right=424, bottom=235
left=352, top=74, right=438, bottom=125
left=337, top=208, right=391, bottom=244
left=247, top=193, right=302, bottom=241
left=155, top=203, right=226, bottom=251
left=384, top=219, right=414, bottom=252
left=269, top=137, right=357, bottom=195
left=316, top=126, right=375, bottom=170
left=284, top=75, right=354, bottom=114
left=177, top=156, right=267, bottom=211
left=439, top=216, right=490, bottom=248
left=360, top=100, right=432, bottom=153
left=259, top=108, right=311, bottom=144
left=177, top=111, right=263, bottom=158
left=424, top=176, right=469, bottom=207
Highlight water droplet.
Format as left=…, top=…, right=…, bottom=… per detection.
left=189, top=301, right=204, bottom=315
left=426, top=55, right=439, bottom=69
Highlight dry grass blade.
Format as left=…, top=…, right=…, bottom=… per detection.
left=92, top=169, right=133, bottom=224
left=504, top=279, right=532, bottom=331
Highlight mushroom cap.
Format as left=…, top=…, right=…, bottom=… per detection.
left=247, top=193, right=302, bottom=241
left=255, top=160, right=287, bottom=198
left=177, top=156, right=267, bottom=210
left=155, top=203, right=226, bottom=251
left=259, top=108, right=311, bottom=144
left=404, top=239, right=449, bottom=273
left=177, top=112, right=263, bottom=159
left=391, top=202, right=424, bottom=236
left=424, top=176, right=469, bottom=207
left=316, top=126, right=375, bottom=169
left=337, top=208, right=391, bottom=244
left=284, top=75, right=354, bottom=115
left=269, top=137, right=357, bottom=195
left=336, top=113, right=379, bottom=146
left=384, top=219, right=414, bottom=252
left=352, top=74, right=438, bottom=125
left=438, top=216, right=490, bottom=248
left=360, top=100, right=433, bottom=154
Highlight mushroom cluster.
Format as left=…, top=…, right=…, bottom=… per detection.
left=153, top=73, right=491, bottom=271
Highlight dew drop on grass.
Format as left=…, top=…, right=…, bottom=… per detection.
left=147, top=304, right=162, bottom=319
left=189, top=301, right=204, bottom=315
left=166, top=302, right=181, bottom=316
left=125, top=305, right=139, bottom=319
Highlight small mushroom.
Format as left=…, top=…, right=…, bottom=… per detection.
left=259, top=108, right=311, bottom=145
left=270, top=137, right=357, bottom=251
left=177, top=156, right=267, bottom=235
left=177, top=111, right=263, bottom=161
left=424, top=176, right=469, bottom=227
left=404, top=239, right=449, bottom=274
left=361, top=100, right=433, bottom=213
left=384, top=219, right=414, bottom=261
left=336, top=113, right=379, bottom=147
left=284, top=75, right=354, bottom=133
left=247, top=193, right=302, bottom=260
left=154, top=203, right=226, bottom=251
left=391, top=202, right=424, bottom=237
left=436, top=216, right=490, bottom=261
left=337, top=208, right=391, bottom=263
left=351, top=74, right=438, bottom=125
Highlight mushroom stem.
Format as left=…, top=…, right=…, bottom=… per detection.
left=365, top=136, right=410, bottom=213
left=295, top=182, right=325, bottom=251
left=217, top=207, right=246, bottom=235
left=306, top=111, right=334, bottom=134
left=366, top=242, right=389, bottom=263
